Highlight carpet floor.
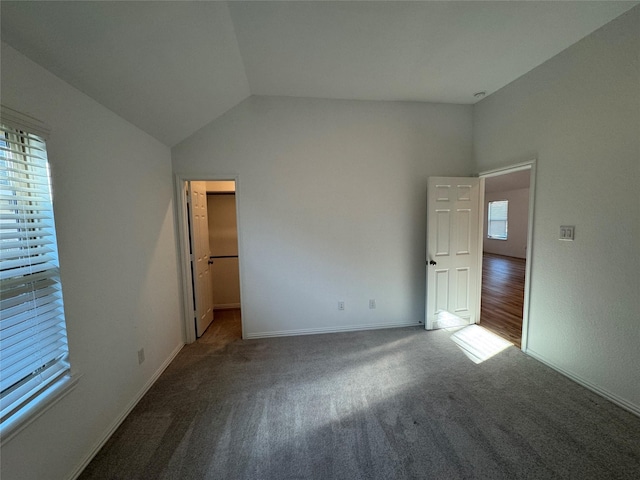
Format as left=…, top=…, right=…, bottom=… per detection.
left=79, top=322, right=640, bottom=479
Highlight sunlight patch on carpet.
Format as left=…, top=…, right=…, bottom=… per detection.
left=450, top=325, right=512, bottom=364
left=433, top=310, right=470, bottom=329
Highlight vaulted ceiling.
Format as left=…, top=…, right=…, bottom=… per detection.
left=1, top=1, right=636, bottom=147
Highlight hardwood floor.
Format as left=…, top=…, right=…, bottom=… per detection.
left=199, top=308, right=242, bottom=347
left=480, top=253, right=525, bottom=348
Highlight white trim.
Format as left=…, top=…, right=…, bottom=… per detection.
left=478, top=161, right=533, bottom=178
left=66, top=343, right=183, bottom=480
left=245, top=321, right=419, bottom=340
left=0, top=105, right=51, bottom=139
left=214, top=303, right=241, bottom=310
left=174, top=175, right=196, bottom=344
left=475, top=178, right=485, bottom=325
left=479, top=160, right=536, bottom=352
left=526, top=349, right=640, bottom=417
left=0, top=373, right=81, bottom=445
left=174, top=173, right=245, bottom=343
left=522, top=162, right=536, bottom=351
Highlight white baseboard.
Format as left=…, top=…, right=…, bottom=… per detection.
left=526, top=349, right=640, bottom=417
left=245, top=321, right=420, bottom=339
left=67, top=342, right=184, bottom=480
left=214, top=303, right=240, bottom=310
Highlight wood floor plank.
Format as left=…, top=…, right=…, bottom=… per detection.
left=480, top=253, right=525, bottom=348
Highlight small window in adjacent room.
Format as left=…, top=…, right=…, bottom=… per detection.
left=487, top=200, right=508, bottom=240
left=0, top=116, right=74, bottom=441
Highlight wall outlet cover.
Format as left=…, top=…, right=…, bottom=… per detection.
left=560, top=225, right=575, bottom=241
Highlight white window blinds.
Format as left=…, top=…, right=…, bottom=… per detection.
left=487, top=200, right=508, bottom=240
left=0, top=122, right=70, bottom=427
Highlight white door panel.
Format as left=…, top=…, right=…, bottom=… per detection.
left=426, top=177, right=481, bottom=330
left=189, top=181, right=214, bottom=337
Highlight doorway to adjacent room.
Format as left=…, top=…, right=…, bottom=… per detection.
left=176, top=176, right=244, bottom=343
left=479, top=164, right=534, bottom=349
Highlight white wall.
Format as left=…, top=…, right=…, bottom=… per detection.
left=173, top=96, right=473, bottom=337
left=0, top=44, right=184, bottom=480
left=483, top=188, right=530, bottom=258
left=474, top=7, right=640, bottom=412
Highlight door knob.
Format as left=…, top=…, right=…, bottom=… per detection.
left=429, top=260, right=437, bottom=266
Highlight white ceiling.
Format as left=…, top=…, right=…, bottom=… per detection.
left=1, top=1, right=250, bottom=146
left=229, top=1, right=635, bottom=102
left=1, top=1, right=637, bottom=147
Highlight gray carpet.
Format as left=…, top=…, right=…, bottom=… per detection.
left=80, top=325, right=640, bottom=479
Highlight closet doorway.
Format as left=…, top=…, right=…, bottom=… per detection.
left=176, top=176, right=244, bottom=343
left=203, top=181, right=242, bottom=344
left=207, top=182, right=240, bottom=310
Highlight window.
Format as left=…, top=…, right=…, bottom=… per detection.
left=0, top=119, right=71, bottom=438
left=487, top=200, right=508, bottom=240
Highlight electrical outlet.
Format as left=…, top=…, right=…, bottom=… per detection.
left=338, top=301, right=345, bottom=311
left=137, top=348, right=145, bottom=365
left=369, top=299, right=376, bottom=309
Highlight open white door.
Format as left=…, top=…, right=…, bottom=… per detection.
left=189, top=181, right=214, bottom=337
left=426, top=177, right=481, bottom=330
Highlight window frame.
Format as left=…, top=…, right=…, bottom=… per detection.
left=0, top=106, right=79, bottom=445
left=487, top=199, right=509, bottom=240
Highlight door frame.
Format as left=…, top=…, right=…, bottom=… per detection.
left=174, top=173, right=245, bottom=343
left=478, top=160, right=536, bottom=352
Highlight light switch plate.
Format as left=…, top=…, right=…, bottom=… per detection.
left=560, top=225, right=575, bottom=241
